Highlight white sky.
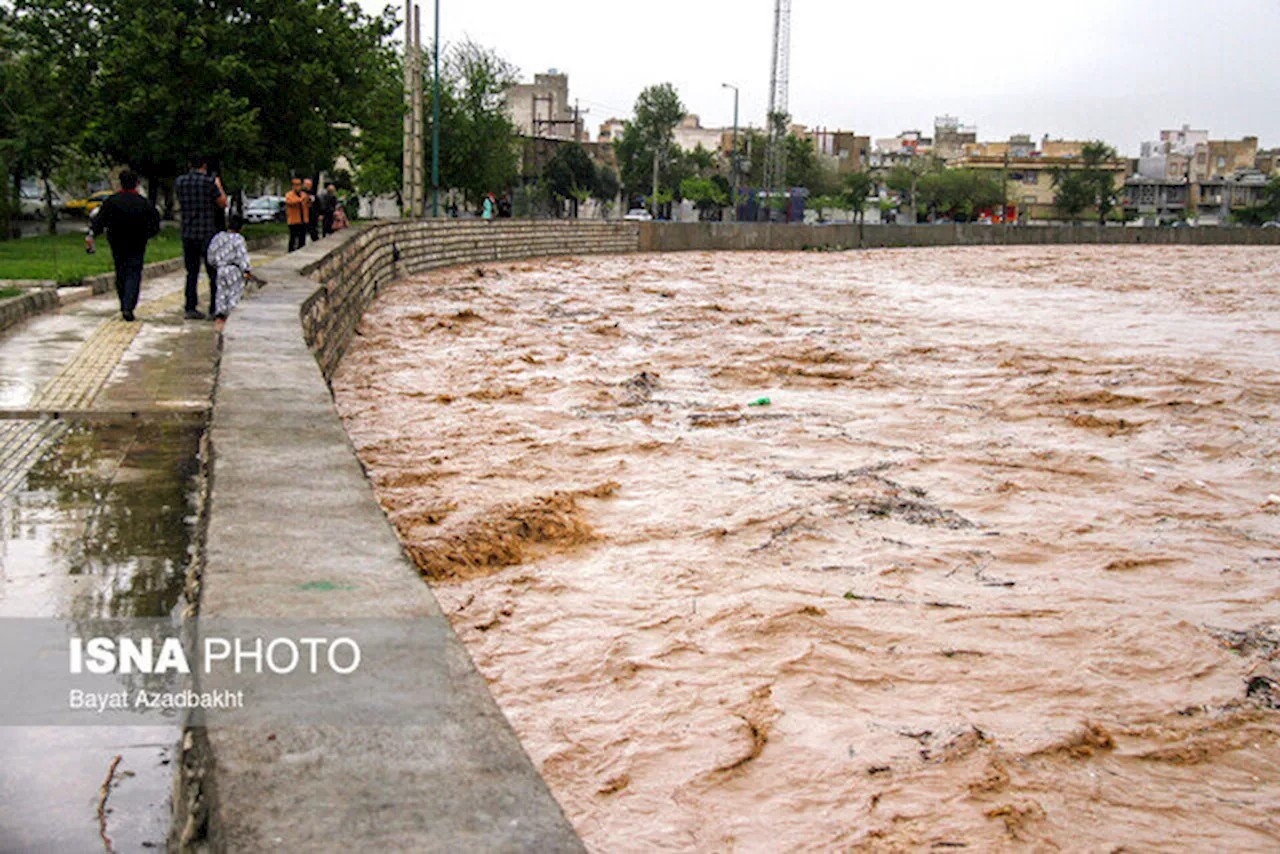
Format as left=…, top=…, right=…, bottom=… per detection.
left=361, top=0, right=1280, bottom=155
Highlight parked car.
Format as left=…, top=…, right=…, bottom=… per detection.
left=1262, top=221, right=1280, bottom=229
left=64, top=190, right=113, bottom=217
left=18, top=184, right=61, bottom=219
left=244, top=196, right=286, bottom=224
left=624, top=208, right=653, bottom=222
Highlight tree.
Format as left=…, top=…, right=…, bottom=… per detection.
left=679, top=176, right=728, bottom=220
left=1052, top=141, right=1120, bottom=225
left=430, top=39, right=520, bottom=209
left=885, top=158, right=938, bottom=224
left=626, top=83, right=684, bottom=216
left=1052, top=170, right=1094, bottom=223
left=594, top=166, right=620, bottom=217
left=7, top=0, right=399, bottom=216
left=918, top=169, right=1004, bottom=222
left=545, top=142, right=597, bottom=218
left=842, top=171, right=875, bottom=224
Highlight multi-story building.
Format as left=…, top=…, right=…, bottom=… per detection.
left=597, top=118, right=626, bottom=144
left=809, top=129, right=871, bottom=174
left=672, top=115, right=725, bottom=154
left=951, top=148, right=1129, bottom=220
left=1257, top=149, right=1280, bottom=177
left=1130, top=127, right=1266, bottom=222
left=503, top=70, right=584, bottom=141
left=1205, top=137, right=1258, bottom=180
left=933, top=115, right=977, bottom=161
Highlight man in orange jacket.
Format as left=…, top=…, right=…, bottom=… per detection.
left=285, top=177, right=311, bottom=252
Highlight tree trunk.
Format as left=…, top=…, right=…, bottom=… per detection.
left=42, top=173, right=57, bottom=236
left=651, top=149, right=659, bottom=219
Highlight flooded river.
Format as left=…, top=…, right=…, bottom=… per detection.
left=335, top=246, right=1280, bottom=850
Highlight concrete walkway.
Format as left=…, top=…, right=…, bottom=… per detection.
left=0, top=262, right=231, bottom=852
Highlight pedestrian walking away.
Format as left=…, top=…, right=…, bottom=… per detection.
left=174, top=154, right=228, bottom=320
left=86, top=169, right=161, bottom=322
left=208, top=214, right=260, bottom=329
left=285, top=178, right=311, bottom=252
left=304, top=178, right=320, bottom=243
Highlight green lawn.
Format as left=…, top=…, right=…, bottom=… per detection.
left=1, top=221, right=291, bottom=284
left=0, top=286, right=23, bottom=299
left=0, top=228, right=184, bottom=284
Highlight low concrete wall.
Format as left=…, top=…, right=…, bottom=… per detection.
left=0, top=288, right=57, bottom=336
left=302, top=219, right=639, bottom=380
left=638, top=221, right=1280, bottom=252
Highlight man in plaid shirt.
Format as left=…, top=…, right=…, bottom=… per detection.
left=175, top=155, right=228, bottom=320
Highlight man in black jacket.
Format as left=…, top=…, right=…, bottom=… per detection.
left=87, top=169, right=162, bottom=322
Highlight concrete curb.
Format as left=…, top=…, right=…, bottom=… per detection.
left=0, top=235, right=287, bottom=337
left=0, top=288, right=58, bottom=336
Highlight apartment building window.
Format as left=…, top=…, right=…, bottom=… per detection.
left=1022, top=171, right=1038, bottom=185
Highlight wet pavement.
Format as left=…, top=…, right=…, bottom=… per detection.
left=0, top=263, right=246, bottom=852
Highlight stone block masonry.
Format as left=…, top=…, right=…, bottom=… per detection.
left=301, top=220, right=640, bottom=381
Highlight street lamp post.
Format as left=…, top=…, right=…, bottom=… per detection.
left=722, top=83, right=739, bottom=222
left=431, top=0, right=440, bottom=218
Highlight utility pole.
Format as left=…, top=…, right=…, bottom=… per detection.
left=412, top=3, right=424, bottom=217
left=431, top=0, right=440, bottom=217
left=722, top=83, right=739, bottom=222
left=402, top=0, right=413, bottom=217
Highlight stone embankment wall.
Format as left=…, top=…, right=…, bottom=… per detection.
left=301, top=220, right=639, bottom=380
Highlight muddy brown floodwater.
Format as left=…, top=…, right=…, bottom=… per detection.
left=333, top=245, right=1280, bottom=851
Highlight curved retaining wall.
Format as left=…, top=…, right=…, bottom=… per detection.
left=187, top=218, right=1280, bottom=850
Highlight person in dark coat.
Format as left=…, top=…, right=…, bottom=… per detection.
left=87, top=169, right=161, bottom=322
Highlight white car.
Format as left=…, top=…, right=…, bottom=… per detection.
left=624, top=208, right=653, bottom=222
left=244, top=196, right=285, bottom=224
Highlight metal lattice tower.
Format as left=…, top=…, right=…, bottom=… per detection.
left=763, top=0, right=792, bottom=215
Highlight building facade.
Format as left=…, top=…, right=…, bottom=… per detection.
left=503, top=71, right=584, bottom=141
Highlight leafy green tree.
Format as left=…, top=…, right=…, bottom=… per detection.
left=1, top=5, right=89, bottom=233
left=545, top=142, right=597, bottom=218
left=918, top=169, right=1004, bottom=222
left=8, top=0, right=398, bottom=215
left=1082, top=141, right=1119, bottom=224
left=620, top=83, right=684, bottom=216
left=842, top=171, right=875, bottom=224
left=1052, top=170, right=1094, bottom=223
left=429, top=39, right=520, bottom=208
left=884, top=158, right=941, bottom=223
left=679, top=175, right=729, bottom=220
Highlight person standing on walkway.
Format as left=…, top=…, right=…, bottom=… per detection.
left=319, top=183, right=338, bottom=236
left=285, top=178, right=311, bottom=252
left=303, top=178, right=320, bottom=243
left=174, top=155, right=228, bottom=320
left=208, top=214, right=259, bottom=328
left=86, top=169, right=160, bottom=322
left=482, top=192, right=495, bottom=222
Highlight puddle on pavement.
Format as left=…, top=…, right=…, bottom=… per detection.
left=0, top=420, right=202, bottom=852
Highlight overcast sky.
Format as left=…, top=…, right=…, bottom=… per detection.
left=361, top=0, right=1280, bottom=155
